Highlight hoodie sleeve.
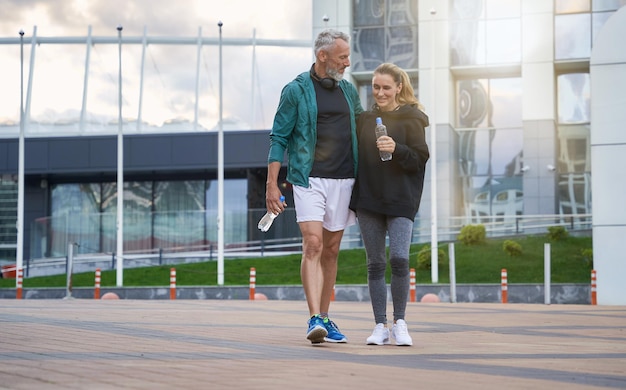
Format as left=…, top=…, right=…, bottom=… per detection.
left=392, top=109, right=430, bottom=173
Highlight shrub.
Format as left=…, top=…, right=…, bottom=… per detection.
left=417, top=245, right=446, bottom=270
left=547, top=226, right=569, bottom=241
left=503, top=240, right=522, bottom=257
left=458, top=224, right=486, bottom=246
left=581, top=248, right=593, bottom=268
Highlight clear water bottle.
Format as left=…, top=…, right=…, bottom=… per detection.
left=375, top=117, right=392, bottom=161
left=258, top=195, right=285, bottom=232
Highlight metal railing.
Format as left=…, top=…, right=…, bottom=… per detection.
left=18, top=210, right=592, bottom=277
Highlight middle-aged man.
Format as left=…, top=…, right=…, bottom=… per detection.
left=264, top=29, right=364, bottom=344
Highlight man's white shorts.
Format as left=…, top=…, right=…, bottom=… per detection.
left=293, top=177, right=356, bottom=232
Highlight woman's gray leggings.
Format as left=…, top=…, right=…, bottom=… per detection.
left=356, top=208, right=413, bottom=325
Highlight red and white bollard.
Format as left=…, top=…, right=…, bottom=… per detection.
left=331, top=285, right=335, bottom=301
left=94, top=268, right=101, bottom=299
left=16, top=268, right=23, bottom=300
left=410, top=268, right=416, bottom=302
left=501, top=268, right=508, bottom=304
left=591, top=270, right=597, bottom=305
left=169, top=268, right=176, bottom=300
left=249, top=267, right=256, bottom=300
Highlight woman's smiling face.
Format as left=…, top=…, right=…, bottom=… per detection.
left=372, top=72, right=402, bottom=112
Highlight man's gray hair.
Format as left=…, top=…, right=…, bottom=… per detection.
left=314, top=29, right=350, bottom=56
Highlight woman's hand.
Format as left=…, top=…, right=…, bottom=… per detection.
left=376, top=135, right=396, bottom=154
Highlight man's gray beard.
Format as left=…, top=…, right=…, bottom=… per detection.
left=326, top=66, right=344, bottom=82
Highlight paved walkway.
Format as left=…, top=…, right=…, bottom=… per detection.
left=0, top=299, right=625, bottom=389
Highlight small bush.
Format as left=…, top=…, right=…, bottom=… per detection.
left=417, top=245, right=446, bottom=270
left=503, top=240, right=523, bottom=257
left=458, top=224, right=486, bottom=246
left=547, top=226, right=569, bottom=241
left=581, top=248, right=593, bottom=268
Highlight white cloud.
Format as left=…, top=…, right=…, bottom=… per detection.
left=0, top=0, right=314, bottom=131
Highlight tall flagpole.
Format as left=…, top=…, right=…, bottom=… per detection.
left=217, top=21, right=225, bottom=285
left=16, top=29, right=25, bottom=281
left=116, top=24, right=124, bottom=286
left=430, top=7, right=439, bottom=283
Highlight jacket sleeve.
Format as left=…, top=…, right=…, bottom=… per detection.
left=268, top=84, right=298, bottom=164
left=393, top=114, right=430, bottom=173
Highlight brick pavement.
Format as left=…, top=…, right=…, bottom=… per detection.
left=0, top=299, right=625, bottom=389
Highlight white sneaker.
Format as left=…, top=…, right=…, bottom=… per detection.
left=366, top=323, right=390, bottom=345
left=391, top=319, right=413, bottom=346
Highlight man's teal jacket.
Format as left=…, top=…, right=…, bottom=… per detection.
left=267, top=71, right=364, bottom=188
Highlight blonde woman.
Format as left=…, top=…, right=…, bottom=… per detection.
left=350, top=63, right=430, bottom=346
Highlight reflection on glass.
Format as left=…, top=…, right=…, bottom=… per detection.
left=555, top=14, right=591, bottom=60
left=458, top=78, right=524, bottom=129
left=352, top=27, right=385, bottom=71
left=556, top=124, right=591, bottom=218
left=555, top=0, right=590, bottom=14
left=351, top=0, right=418, bottom=71
left=388, top=26, right=418, bottom=69
left=592, top=12, right=613, bottom=44
left=557, top=73, right=590, bottom=124
left=450, top=20, right=484, bottom=66
left=353, top=0, right=385, bottom=27
left=592, top=0, right=626, bottom=11
left=456, top=77, right=523, bottom=224
left=45, top=178, right=249, bottom=258
left=450, top=0, right=520, bottom=66
left=464, top=175, right=523, bottom=224
left=387, top=0, right=416, bottom=25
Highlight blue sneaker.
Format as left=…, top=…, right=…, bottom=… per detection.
left=323, top=317, right=347, bottom=343
left=306, top=315, right=327, bottom=344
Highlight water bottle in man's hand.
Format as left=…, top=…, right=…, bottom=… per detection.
left=258, top=195, right=285, bottom=232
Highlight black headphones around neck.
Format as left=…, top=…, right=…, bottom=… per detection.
left=310, top=65, right=337, bottom=90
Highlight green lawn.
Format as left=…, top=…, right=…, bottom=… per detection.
left=0, top=234, right=593, bottom=289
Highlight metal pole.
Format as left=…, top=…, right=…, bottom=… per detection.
left=116, top=25, right=124, bottom=286
left=16, top=29, right=25, bottom=285
left=64, top=242, right=75, bottom=299
left=429, top=7, right=439, bottom=283
left=251, top=28, right=256, bottom=128
left=544, top=243, right=551, bottom=305
left=217, top=21, right=225, bottom=285
left=448, top=242, right=457, bottom=303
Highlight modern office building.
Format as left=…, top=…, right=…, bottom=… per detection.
left=1, top=1, right=624, bottom=303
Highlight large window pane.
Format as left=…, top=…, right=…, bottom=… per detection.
left=555, top=0, right=590, bottom=13
left=556, top=124, right=591, bottom=216
left=557, top=73, right=590, bottom=124
left=352, top=27, right=386, bottom=71
left=388, top=25, right=418, bottom=69
left=555, top=14, right=591, bottom=60
left=456, top=78, right=523, bottom=133
left=354, top=0, right=385, bottom=27
left=205, top=179, right=248, bottom=245
left=456, top=76, right=523, bottom=223
left=352, top=0, right=418, bottom=71
left=450, top=0, right=520, bottom=66
left=486, top=19, right=521, bottom=64
left=154, top=181, right=206, bottom=248
left=50, top=183, right=101, bottom=256
left=458, top=128, right=523, bottom=177
left=463, top=175, right=523, bottom=224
